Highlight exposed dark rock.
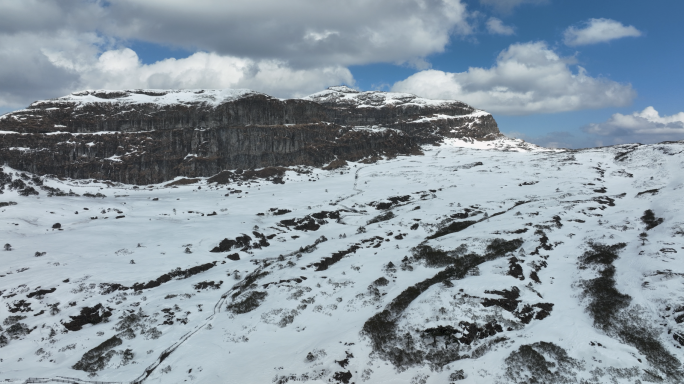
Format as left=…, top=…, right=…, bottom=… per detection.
left=0, top=88, right=500, bottom=184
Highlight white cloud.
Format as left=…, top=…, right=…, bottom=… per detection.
left=486, top=17, right=515, bottom=35
left=46, top=48, right=354, bottom=100
left=479, top=0, right=547, bottom=14
left=391, top=41, right=636, bottom=115
left=564, top=18, right=642, bottom=46
left=582, top=107, right=684, bottom=144
left=0, top=0, right=475, bottom=108
left=90, top=0, right=472, bottom=68
left=0, top=30, right=103, bottom=107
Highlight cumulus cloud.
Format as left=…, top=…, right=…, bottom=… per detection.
left=582, top=107, right=684, bottom=144
left=391, top=41, right=636, bottom=115
left=564, top=18, right=642, bottom=46
left=0, top=0, right=476, bottom=108
left=0, top=30, right=100, bottom=107
left=102, top=0, right=471, bottom=67
left=54, top=48, right=353, bottom=98
left=2, top=0, right=471, bottom=69
left=0, top=32, right=352, bottom=108
left=479, top=0, right=547, bottom=14
left=486, top=17, right=515, bottom=35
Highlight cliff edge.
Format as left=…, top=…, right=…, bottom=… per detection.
left=0, top=86, right=500, bottom=184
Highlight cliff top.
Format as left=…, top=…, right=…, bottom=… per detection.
left=0, top=86, right=487, bottom=119
left=304, top=86, right=475, bottom=110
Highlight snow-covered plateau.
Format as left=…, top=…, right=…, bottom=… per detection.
left=1, top=136, right=684, bottom=384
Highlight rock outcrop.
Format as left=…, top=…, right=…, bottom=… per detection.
left=0, top=86, right=500, bottom=184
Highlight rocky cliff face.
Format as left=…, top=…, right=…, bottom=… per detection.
left=0, top=86, right=500, bottom=184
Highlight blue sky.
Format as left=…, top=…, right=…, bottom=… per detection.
left=0, top=0, right=682, bottom=148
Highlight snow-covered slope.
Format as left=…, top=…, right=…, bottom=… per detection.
left=1, top=139, right=684, bottom=383
left=0, top=87, right=501, bottom=185
left=304, top=85, right=475, bottom=109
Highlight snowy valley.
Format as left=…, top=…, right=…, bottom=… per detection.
left=1, top=137, right=684, bottom=383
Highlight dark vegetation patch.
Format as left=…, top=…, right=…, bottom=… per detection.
left=83, top=192, right=106, bottom=198
left=529, top=230, right=553, bottom=256
left=412, top=245, right=458, bottom=268
left=454, top=162, right=483, bottom=170
left=3, top=315, right=26, bottom=326
left=593, top=196, right=615, bottom=206
left=503, top=342, right=581, bottom=384
left=72, top=336, right=123, bottom=373
left=518, top=181, right=538, bottom=186
left=506, top=257, right=524, bottom=280
left=232, top=267, right=271, bottom=299
left=7, top=299, right=32, bottom=313
left=360, top=236, right=385, bottom=248
left=332, top=371, right=352, bottom=384
left=296, top=235, right=328, bottom=256
left=641, top=209, right=664, bottom=230
left=211, top=234, right=255, bottom=252
left=615, top=146, right=639, bottom=161
left=131, top=262, right=217, bottom=291
left=530, top=271, right=541, bottom=284
left=26, top=287, right=56, bottom=298
left=637, top=188, right=660, bottom=197
left=450, top=210, right=470, bottom=219
left=279, top=210, right=346, bottom=232
left=313, top=245, right=361, bottom=271
left=421, top=321, right=503, bottom=348
left=369, top=195, right=411, bottom=210
left=99, top=283, right=128, bottom=295
left=18, top=186, right=39, bottom=196
left=0, top=201, right=17, bottom=207
left=262, top=276, right=307, bottom=289
left=270, top=208, right=291, bottom=215
left=427, top=221, right=477, bottom=240
left=367, top=211, right=395, bottom=225
left=62, top=303, right=113, bottom=331
left=3, top=316, right=35, bottom=341
left=40, top=185, right=79, bottom=197
left=362, top=238, right=524, bottom=369
left=251, top=231, right=271, bottom=249
left=578, top=242, right=683, bottom=380
left=193, top=281, right=223, bottom=290
left=227, top=291, right=268, bottom=314
left=482, top=287, right=521, bottom=312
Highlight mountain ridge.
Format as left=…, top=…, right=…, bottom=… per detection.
left=0, top=87, right=499, bottom=184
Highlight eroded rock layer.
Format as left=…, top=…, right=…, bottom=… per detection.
left=0, top=86, right=500, bottom=184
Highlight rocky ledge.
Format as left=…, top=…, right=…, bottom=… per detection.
left=0, top=86, right=500, bottom=184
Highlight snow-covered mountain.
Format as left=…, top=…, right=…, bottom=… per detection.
left=2, top=134, right=684, bottom=383
left=0, top=87, right=498, bottom=185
